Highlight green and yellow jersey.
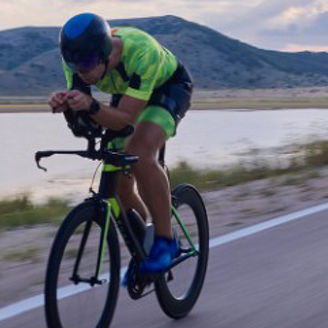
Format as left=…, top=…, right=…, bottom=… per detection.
left=63, top=26, right=178, bottom=101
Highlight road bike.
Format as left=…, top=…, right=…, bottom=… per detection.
left=36, top=120, right=209, bottom=328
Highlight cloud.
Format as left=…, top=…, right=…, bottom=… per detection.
left=257, top=2, right=328, bottom=50
left=181, top=0, right=317, bottom=49
left=206, top=0, right=328, bottom=50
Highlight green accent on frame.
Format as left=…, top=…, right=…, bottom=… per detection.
left=103, top=164, right=122, bottom=172
left=171, top=206, right=197, bottom=252
left=96, top=200, right=112, bottom=277
left=109, top=198, right=121, bottom=218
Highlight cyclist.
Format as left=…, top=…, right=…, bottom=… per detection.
left=48, top=13, right=193, bottom=274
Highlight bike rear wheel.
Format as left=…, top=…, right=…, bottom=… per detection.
left=155, top=184, right=209, bottom=319
left=45, top=201, right=120, bottom=328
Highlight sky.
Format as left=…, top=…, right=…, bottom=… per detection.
left=1, top=0, right=328, bottom=52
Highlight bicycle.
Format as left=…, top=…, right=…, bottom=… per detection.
left=35, top=116, right=209, bottom=328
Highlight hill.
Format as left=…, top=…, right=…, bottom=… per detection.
left=1, top=15, right=328, bottom=95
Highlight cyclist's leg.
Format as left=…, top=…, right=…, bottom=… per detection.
left=117, top=174, right=149, bottom=220
left=121, top=110, right=176, bottom=281
left=125, top=67, right=193, bottom=239
left=122, top=107, right=181, bottom=273
left=125, top=118, right=173, bottom=239
left=109, top=94, right=149, bottom=220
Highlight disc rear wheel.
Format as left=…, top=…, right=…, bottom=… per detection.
left=155, top=184, right=209, bottom=319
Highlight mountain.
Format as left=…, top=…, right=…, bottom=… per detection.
left=1, top=15, right=328, bottom=95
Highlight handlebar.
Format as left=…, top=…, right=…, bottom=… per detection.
left=35, top=125, right=138, bottom=172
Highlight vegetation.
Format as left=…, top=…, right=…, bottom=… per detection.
left=0, top=195, right=71, bottom=230
left=2, top=245, right=40, bottom=262
left=170, top=139, right=328, bottom=190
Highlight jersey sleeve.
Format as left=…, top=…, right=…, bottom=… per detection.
left=62, top=60, right=74, bottom=90
left=125, top=47, right=164, bottom=101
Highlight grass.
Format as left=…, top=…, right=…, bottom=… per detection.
left=2, top=245, right=40, bottom=262
left=0, top=195, right=71, bottom=230
left=170, top=139, right=328, bottom=191
left=170, top=160, right=295, bottom=190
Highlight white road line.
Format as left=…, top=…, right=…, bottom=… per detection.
left=2, top=201, right=328, bottom=322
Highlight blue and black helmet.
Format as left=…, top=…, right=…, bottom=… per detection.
left=60, top=13, right=112, bottom=70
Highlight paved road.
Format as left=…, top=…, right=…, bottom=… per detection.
left=3, top=209, right=328, bottom=328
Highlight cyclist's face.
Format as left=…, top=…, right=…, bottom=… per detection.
left=77, top=62, right=106, bottom=85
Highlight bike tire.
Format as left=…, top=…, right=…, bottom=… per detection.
left=155, top=184, right=209, bottom=319
left=45, top=200, right=120, bottom=328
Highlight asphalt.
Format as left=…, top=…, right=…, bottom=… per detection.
left=2, top=209, right=328, bottom=328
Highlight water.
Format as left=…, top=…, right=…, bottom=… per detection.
left=1, top=109, right=328, bottom=200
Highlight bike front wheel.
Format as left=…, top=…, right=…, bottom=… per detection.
left=155, top=184, right=209, bottom=319
left=45, top=200, right=120, bottom=328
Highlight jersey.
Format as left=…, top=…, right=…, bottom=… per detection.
left=62, top=26, right=178, bottom=101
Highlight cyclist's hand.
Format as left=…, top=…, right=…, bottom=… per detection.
left=49, top=91, right=69, bottom=113
left=67, top=90, right=92, bottom=112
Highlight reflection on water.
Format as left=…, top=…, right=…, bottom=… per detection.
left=1, top=109, right=328, bottom=200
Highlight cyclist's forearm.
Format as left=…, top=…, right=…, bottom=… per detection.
left=91, top=103, right=135, bottom=130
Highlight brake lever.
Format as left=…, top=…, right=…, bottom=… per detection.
left=35, top=151, right=53, bottom=172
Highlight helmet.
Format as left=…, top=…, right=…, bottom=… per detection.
left=60, top=13, right=112, bottom=71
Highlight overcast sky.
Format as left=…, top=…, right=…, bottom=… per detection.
left=1, top=0, right=328, bottom=52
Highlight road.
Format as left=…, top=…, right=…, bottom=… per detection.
left=2, top=206, right=328, bottom=328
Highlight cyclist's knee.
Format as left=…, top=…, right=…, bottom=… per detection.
left=125, top=122, right=166, bottom=159
left=126, top=142, right=158, bottom=176
left=134, top=153, right=159, bottom=173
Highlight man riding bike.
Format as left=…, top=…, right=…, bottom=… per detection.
left=48, top=12, right=193, bottom=274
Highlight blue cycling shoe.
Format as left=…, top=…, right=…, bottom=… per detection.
left=140, top=234, right=179, bottom=273
left=121, top=234, right=179, bottom=287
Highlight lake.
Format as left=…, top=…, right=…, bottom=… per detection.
left=1, top=109, right=328, bottom=201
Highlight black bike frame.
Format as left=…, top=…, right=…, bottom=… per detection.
left=36, top=135, right=198, bottom=286
left=71, top=160, right=147, bottom=286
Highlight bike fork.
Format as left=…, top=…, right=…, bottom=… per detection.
left=70, top=200, right=111, bottom=287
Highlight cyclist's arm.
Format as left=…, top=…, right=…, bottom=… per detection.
left=91, top=95, right=147, bottom=130
left=66, top=89, right=147, bottom=130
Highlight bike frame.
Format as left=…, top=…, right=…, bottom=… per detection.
left=36, top=135, right=198, bottom=286
left=73, top=160, right=198, bottom=286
